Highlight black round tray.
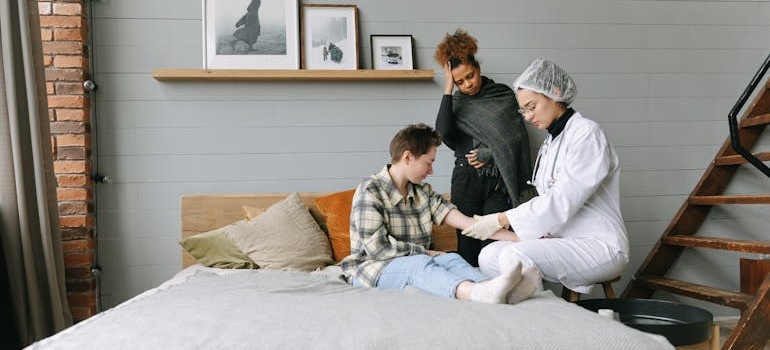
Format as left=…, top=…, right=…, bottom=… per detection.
left=576, top=298, right=713, bottom=346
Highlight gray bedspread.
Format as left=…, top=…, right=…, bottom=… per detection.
left=27, top=266, right=673, bottom=349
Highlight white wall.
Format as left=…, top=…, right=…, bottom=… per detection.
left=91, top=0, right=770, bottom=316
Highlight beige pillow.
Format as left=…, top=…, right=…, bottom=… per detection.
left=244, top=204, right=329, bottom=236
left=225, top=192, right=334, bottom=271
left=179, top=224, right=257, bottom=269
left=241, top=206, right=265, bottom=221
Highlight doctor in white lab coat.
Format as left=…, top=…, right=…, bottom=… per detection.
left=462, top=58, right=630, bottom=295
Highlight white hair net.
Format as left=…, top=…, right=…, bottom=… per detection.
left=512, top=58, right=577, bottom=105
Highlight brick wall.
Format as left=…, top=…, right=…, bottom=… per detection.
left=38, top=0, right=96, bottom=323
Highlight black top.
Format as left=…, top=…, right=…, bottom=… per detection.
left=547, top=108, right=575, bottom=137
left=435, top=77, right=496, bottom=159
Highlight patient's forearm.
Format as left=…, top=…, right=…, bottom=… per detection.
left=442, top=208, right=476, bottom=230
left=490, top=230, right=519, bottom=242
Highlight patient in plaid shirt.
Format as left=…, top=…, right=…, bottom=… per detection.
left=341, top=123, right=533, bottom=304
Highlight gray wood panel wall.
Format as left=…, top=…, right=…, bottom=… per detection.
left=91, top=0, right=770, bottom=315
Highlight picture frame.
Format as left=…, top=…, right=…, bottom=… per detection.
left=301, top=4, right=359, bottom=70
left=370, top=35, right=414, bottom=70
left=202, top=0, right=300, bottom=69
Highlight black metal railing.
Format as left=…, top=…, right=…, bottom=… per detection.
left=727, top=53, right=770, bottom=178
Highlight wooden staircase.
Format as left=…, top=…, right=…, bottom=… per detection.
left=622, top=55, right=770, bottom=350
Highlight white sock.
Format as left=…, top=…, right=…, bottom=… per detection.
left=470, top=261, right=523, bottom=304
left=506, top=265, right=542, bottom=304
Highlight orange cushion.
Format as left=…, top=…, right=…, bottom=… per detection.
left=314, top=189, right=355, bottom=262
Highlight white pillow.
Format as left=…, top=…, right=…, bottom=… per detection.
left=225, top=192, right=334, bottom=271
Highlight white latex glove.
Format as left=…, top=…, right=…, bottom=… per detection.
left=461, top=214, right=502, bottom=240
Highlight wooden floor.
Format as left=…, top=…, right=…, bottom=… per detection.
left=675, top=318, right=770, bottom=350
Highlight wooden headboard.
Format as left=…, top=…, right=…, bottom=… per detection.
left=180, top=192, right=457, bottom=268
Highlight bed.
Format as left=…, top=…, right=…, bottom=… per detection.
left=26, top=191, right=675, bottom=349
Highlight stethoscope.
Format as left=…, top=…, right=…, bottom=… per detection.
left=526, top=134, right=563, bottom=187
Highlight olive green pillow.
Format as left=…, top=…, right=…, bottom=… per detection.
left=179, top=224, right=257, bottom=269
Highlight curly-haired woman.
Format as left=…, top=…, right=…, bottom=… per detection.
left=434, top=29, right=533, bottom=267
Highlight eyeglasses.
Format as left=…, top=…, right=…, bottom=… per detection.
left=517, top=105, right=536, bottom=116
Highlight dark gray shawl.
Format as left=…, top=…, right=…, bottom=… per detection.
left=453, top=78, right=533, bottom=205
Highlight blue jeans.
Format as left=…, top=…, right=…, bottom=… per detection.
left=353, top=253, right=488, bottom=298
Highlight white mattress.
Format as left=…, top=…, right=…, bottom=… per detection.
left=26, top=265, right=673, bottom=349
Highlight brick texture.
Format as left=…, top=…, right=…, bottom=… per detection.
left=39, top=0, right=96, bottom=324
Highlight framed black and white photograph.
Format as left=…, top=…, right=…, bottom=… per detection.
left=371, top=35, right=414, bottom=70
left=203, top=0, right=300, bottom=69
left=301, top=4, right=359, bottom=70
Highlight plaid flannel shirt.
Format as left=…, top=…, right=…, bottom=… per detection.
left=341, top=165, right=455, bottom=287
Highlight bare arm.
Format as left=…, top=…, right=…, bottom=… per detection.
left=442, top=208, right=475, bottom=229
left=490, top=229, right=519, bottom=242
left=443, top=208, right=519, bottom=242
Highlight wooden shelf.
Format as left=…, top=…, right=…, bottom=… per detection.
left=152, top=69, right=435, bottom=82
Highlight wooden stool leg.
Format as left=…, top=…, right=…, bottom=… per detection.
left=563, top=276, right=620, bottom=302
left=710, top=323, right=720, bottom=350
left=602, top=282, right=616, bottom=298
left=602, top=276, right=621, bottom=298
left=562, top=287, right=580, bottom=302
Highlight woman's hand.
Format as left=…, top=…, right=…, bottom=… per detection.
left=466, top=149, right=487, bottom=168
left=443, top=61, right=454, bottom=95
left=426, top=250, right=445, bottom=257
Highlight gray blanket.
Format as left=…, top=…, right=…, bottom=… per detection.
left=27, top=267, right=673, bottom=349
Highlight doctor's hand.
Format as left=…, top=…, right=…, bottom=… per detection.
left=461, top=214, right=503, bottom=240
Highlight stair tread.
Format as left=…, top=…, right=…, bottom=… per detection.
left=625, top=63, right=770, bottom=350
left=741, top=114, right=770, bottom=128
left=662, top=235, right=770, bottom=254
left=689, top=194, right=770, bottom=205
left=635, top=275, right=754, bottom=309
left=714, top=152, right=770, bottom=166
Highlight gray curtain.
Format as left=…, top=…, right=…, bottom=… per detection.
left=0, top=0, right=73, bottom=346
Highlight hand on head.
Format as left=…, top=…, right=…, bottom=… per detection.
left=443, top=61, right=454, bottom=94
